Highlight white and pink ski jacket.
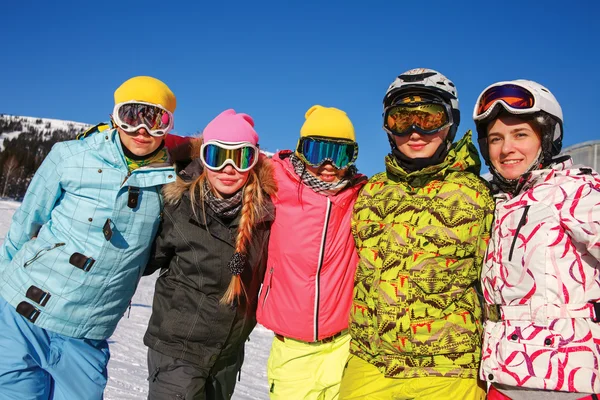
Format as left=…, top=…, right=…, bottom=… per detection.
left=481, top=158, right=600, bottom=393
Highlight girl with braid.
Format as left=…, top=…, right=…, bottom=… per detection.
left=142, top=109, right=277, bottom=400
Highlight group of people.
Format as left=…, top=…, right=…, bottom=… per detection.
left=0, top=68, right=598, bottom=400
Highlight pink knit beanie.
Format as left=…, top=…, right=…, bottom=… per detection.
left=202, top=109, right=259, bottom=145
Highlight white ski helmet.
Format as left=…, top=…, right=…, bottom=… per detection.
left=473, top=79, right=564, bottom=166
left=383, top=68, right=460, bottom=142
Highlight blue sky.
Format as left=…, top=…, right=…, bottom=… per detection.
left=1, top=1, right=598, bottom=176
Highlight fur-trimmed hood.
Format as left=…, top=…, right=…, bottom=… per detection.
left=162, top=153, right=278, bottom=208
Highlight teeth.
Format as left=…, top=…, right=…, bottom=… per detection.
left=502, top=160, right=521, bottom=165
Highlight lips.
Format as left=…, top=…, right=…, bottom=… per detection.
left=132, top=138, right=151, bottom=145
left=319, top=173, right=338, bottom=183
left=218, top=178, right=238, bottom=186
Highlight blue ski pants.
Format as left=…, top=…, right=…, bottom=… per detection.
left=0, top=296, right=111, bottom=400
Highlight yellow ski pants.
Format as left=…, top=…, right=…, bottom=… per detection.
left=267, top=332, right=351, bottom=400
left=339, top=354, right=486, bottom=400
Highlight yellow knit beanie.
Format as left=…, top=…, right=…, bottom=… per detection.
left=300, top=105, right=355, bottom=141
left=114, top=76, right=176, bottom=113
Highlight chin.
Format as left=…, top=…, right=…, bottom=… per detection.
left=497, top=169, right=522, bottom=181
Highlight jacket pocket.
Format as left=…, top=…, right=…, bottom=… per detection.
left=23, top=242, right=65, bottom=267
left=494, top=321, right=565, bottom=381
left=502, top=322, right=562, bottom=349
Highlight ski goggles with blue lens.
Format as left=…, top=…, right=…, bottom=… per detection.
left=383, top=102, right=452, bottom=136
left=296, top=136, right=358, bottom=169
left=200, top=140, right=259, bottom=172
left=113, top=101, right=173, bottom=137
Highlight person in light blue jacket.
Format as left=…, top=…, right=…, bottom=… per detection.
left=0, top=76, right=177, bottom=400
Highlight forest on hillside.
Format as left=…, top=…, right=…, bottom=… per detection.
left=0, top=115, right=88, bottom=199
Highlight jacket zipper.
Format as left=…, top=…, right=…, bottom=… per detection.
left=121, top=170, right=132, bottom=186
left=262, top=267, right=274, bottom=308
left=508, top=205, right=530, bottom=262
left=24, top=242, right=66, bottom=267
left=314, top=198, right=332, bottom=341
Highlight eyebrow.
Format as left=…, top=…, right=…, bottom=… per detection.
left=488, top=127, right=534, bottom=136
left=509, top=127, right=534, bottom=134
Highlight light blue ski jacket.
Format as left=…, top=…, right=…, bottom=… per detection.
left=0, top=129, right=175, bottom=339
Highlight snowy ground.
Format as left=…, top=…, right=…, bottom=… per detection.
left=0, top=199, right=272, bottom=399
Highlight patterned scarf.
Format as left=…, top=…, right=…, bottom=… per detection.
left=203, top=181, right=244, bottom=219
left=289, top=153, right=352, bottom=195
left=123, top=146, right=170, bottom=171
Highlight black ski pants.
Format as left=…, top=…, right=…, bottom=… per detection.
left=146, top=347, right=244, bottom=400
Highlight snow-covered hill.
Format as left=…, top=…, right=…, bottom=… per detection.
left=0, top=200, right=271, bottom=399
left=0, top=114, right=90, bottom=151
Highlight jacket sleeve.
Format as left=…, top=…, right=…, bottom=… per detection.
left=144, top=205, right=176, bottom=276
left=560, top=177, right=600, bottom=260
left=0, top=144, right=64, bottom=265
left=475, top=188, right=495, bottom=273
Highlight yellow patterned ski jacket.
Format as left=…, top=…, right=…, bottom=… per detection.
left=349, top=131, right=494, bottom=379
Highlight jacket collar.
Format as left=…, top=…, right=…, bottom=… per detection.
left=384, top=130, right=482, bottom=183
left=88, top=129, right=175, bottom=187
left=273, top=150, right=366, bottom=201
left=494, top=156, right=575, bottom=202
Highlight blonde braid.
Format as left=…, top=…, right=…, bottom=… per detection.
left=221, top=169, right=264, bottom=304
left=187, top=173, right=210, bottom=227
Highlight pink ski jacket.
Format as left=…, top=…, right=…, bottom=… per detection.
left=256, top=151, right=365, bottom=342
left=481, top=158, right=600, bottom=393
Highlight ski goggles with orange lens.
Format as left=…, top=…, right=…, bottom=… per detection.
left=296, top=136, right=358, bottom=169
left=200, top=141, right=259, bottom=172
left=112, top=101, right=173, bottom=137
left=383, top=102, right=452, bottom=136
left=474, top=84, right=535, bottom=121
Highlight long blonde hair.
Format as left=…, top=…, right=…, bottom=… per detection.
left=185, top=157, right=268, bottom=305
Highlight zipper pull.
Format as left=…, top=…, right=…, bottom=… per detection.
left=121, top=170, right=132, bottom=186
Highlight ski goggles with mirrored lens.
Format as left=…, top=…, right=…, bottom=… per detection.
left=112, top=101, right=173, bottom=137
left=383, top=102, right=452, bottom=136
left=296, top=136, right=358, bottom=169
left=474, top=84, right=535, bottom=121
left=200, top=141, right=259, bottom=172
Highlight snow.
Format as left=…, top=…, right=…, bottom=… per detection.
left=0, top=199, right=272, bottom=399
left=0, top=115, right=91, bottom=151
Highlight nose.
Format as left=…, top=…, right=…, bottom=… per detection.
left=221, top=164, right=236, bottom=174
left=319, top=162, right=336, bottom=171
left=501, top=137, right=515, bottom=154
left=137, top=127, right=150, bottom=136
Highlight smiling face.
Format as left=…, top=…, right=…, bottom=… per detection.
left=392, top=127, right=449, bottom=159
left=118, top=127, right=163, bottom=156
left=205, top=164, right=251, bottom=198
left=305, top=162, right=346, bottom=183
left=487, top=115, right=542, bottom=180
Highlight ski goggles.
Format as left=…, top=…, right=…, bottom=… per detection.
left=296, top=136, right=358, bottom=169
left=474, top=83, right=535, bottom=121
left=383, top=102, right=452, bottom=136
left=112, top=101, right=173, bottom=137
left=200, top=140, right=259, bottom=172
